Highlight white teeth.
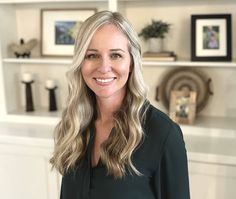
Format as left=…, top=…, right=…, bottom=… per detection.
left=96, top=78, right=114, bottom=83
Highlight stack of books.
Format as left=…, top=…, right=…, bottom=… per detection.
left=142, top=51, right=177, bottom=61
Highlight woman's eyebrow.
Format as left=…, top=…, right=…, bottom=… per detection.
left=86, top=49, right=98, bottom=52
left=110, top=48, right=125, bottom=52
left=86, top=48, right=126, bottom=52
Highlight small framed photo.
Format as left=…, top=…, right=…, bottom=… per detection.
left=169, top=91, right=197, bottom=124
left=40, top=8, right=97, bottom=57
left=191, top=14, right=232, bottom=61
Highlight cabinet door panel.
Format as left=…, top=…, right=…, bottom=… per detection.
left=189, top=162, right=236, bottom=199
left=0, top=144, right=59, bottom=199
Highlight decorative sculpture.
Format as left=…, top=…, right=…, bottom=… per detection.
left=9, top=38, right=37, bottom=58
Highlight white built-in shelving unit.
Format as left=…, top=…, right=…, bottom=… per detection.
left=0, top=0, right=236, bottom=130
left=0, top=0, right=114, bottom=124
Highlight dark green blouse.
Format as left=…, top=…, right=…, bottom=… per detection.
left=60, top=105, right=190, bottom=199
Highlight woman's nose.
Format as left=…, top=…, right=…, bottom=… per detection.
left=97, top=56, right=112, bottom=73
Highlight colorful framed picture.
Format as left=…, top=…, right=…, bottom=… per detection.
left=191, top=14, right=232, bottom=61
left=40, top=8, right=97, bottom=57
left=169, top=91, right=197, bottom=124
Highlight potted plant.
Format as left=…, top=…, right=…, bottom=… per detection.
left=139, top=20, right=171, bottom=52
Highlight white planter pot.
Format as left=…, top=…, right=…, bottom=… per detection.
left=148, top=38, right=163, bottom=52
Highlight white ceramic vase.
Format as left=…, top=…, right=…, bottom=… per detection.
left=148, top=38, right=163, bottom=52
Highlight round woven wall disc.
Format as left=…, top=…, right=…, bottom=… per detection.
left=158, top=67, right=212, bottom=113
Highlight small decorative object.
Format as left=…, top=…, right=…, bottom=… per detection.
left=169, top=91, right=197, bottom=124
left=156, top=67, right=213, bottom=114
left=21, top=73, right=34, bottom=112
left=191, top=14, right=232, bottom=61
left=9, top=38, right=37, bottom=58
left=45, top=79, right=57, bottom=111
left=41, top=8, right=97, bottom=57
left=139, top=20, right=171, bottom=52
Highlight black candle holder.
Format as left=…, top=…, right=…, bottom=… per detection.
left=46, top=86, right=57, bottom=111
left=22, top=80, right=34, bottom=112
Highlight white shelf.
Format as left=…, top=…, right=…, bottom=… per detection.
left=183, top=116, right=236, bottom=166
left=4, top=57, right=236, bottom=68
left=142, top=60, right=236, bottom=68
left=2, top=114, right=59, bottom=125
left=181, top=115, right=236, bottom=138
left=0, top=0, right=107, bottom=4
left=1, top=105, right=235, bottom=135
left=1, top=108, right=61, bottom=125
left=3, top=57, right=72, bottom=65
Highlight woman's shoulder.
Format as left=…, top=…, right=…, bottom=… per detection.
left=144, top=104, right=175, bottom=129
left=135, top=104, right=185, bottom=171
left=143, top=104, right=182, bottom=140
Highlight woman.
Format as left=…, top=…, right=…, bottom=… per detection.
left=50, top=11, right=190, bottom=199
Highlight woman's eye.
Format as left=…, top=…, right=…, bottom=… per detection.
left=110, top=53, right=122, bottom=59
left=85, top=53, right=99, bottom=60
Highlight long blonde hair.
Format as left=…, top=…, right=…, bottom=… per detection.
left=50, top=10, right=148, bottom=178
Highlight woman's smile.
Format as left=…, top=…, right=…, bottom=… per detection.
left=94, top=77, right=117, bottom=85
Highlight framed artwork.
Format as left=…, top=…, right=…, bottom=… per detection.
left=40, top=8, right=97, bottom=57
left=191, top=14, right=232, bottom=61
left=169, top=91, right=197, bottom=124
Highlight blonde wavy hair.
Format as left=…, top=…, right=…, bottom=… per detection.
left=50, top=10, right=148, bottom=178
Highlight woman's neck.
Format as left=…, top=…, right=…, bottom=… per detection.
left=96, top=94, right=125, bottom=123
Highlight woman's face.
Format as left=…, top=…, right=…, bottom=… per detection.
left=81, top=24, right=131, bottom=101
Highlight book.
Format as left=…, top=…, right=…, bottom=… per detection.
left=142, top=51, right=175, bottom=58
left=142, top=55, right=177, bottom=61
left=142, top=51, right=177, bottom=61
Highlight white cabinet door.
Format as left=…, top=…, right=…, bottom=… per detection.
left=0, top=142, right=60, bottom=199
left=189, top=162, right=236, bottom=199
